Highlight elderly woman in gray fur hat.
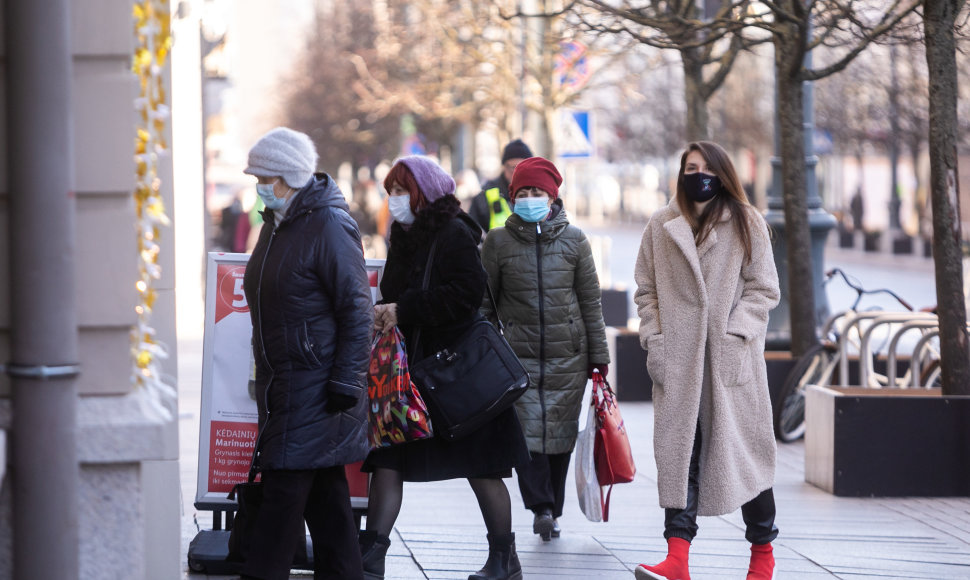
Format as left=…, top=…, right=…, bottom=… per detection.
left=240, top=127, right=374, bottom=580
left=633, top=141, right=780, bottom=580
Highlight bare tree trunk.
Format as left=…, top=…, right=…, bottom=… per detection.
left=525, top=0, right=555, bottom=158
left=924, top=0, right=970, bottom=395
left=777, top=48, right=819, bottom=357
left=682, top=48, right=709, bottom=142
left=910, top=144, right=926, bottom=238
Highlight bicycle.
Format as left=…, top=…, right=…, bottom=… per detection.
left=772, top=268, right=939, bottom=443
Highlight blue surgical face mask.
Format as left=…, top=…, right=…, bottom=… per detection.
left=388, top=195, right=416, bottom=225
left=513, top=196, right=550, bottom=222
left=256, top=181, right=285, bottom=210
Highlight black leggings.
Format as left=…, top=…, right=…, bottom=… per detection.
left=664, top=427, right=779, bottom=545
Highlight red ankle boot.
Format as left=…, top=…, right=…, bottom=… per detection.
left=634, top=537, right=691, bottom=580
left=747, top=542, right=774, bottom=579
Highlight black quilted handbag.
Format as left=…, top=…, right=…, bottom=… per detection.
left=408, top=238, right=529, bottom=440
left=411, top=317, right=529, bottom=440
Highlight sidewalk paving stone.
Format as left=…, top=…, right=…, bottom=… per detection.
left=179, top=334, right=970, bottom=579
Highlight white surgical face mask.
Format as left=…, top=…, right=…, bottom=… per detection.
left=256, top=181, right=285, bottom=210
left=388, top=195, right=416, bottom=225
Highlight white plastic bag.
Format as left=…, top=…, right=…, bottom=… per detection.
left=575, top=406, right=603, bottom=522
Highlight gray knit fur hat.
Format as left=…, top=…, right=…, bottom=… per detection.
left=244, top=127, right=318, bottom=189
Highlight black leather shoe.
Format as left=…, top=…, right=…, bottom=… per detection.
left=533, top=510, right=555, bottom=541
left=551, top=518, right=561, bottom=538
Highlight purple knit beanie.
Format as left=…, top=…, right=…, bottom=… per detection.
left=397, top=155, right=455, bottom=203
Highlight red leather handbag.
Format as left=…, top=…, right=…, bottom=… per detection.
left=592, top=371, right=635, bottom=520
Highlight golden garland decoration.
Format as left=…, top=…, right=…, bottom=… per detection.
left=132, top=0, right=175, bottom=417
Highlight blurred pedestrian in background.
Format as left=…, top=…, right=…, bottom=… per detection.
left=361, top=155, right=529, bottom=580
left=633, top=141, right=780, bottom=580
left=481, top=156, right=610, bottom=542
left=849, top=187, right=865, bottom=232
left=469, top=139, right=533, bottom=232
left=240, top=127, right=374, bottom=580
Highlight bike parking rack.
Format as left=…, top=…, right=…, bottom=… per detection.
left=858, top=312, right=939, bottom=388
left=884, top=318, right=940, bottom=388
left=835, top=311, right=908, bottom=386
left=909, top=329, right=942, bottom=387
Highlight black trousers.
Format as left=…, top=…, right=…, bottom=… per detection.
left=240, top=466, right=364, bottom=580
left=664, top=427, right=779, bottom=545
left=516, top=451, right=572, bottom=519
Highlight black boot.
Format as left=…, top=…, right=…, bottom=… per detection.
left=468, top=532, right=522, bottom=580
left=358, top=530, right=391, bottom=580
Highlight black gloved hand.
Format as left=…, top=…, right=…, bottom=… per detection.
left=326, top=391, right=358, bottom=413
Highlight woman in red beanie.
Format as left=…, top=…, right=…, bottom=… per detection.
left=480, top=156, right=610, bottom=542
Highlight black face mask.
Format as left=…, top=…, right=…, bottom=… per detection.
left=683, top=172, right=722, bottom=202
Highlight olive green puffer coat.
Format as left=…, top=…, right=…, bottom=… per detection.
left=481, top=202, right=610, bottom=454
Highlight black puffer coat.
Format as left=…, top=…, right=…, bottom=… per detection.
left=244, top=174, right=374, bottom=471
left=363, top=195, right=530, bottom=481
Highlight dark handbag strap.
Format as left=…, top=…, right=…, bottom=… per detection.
left=227, top=427, right=263, bottom=504
left=410, top=237, right=439, bottom=357
left=484, top=281, right=505, bottom=335
left=242, top=372, right=275, bottom=485
left=245, top=426, right=265, bottom=485
left=411, top=235, right=505, bottom=354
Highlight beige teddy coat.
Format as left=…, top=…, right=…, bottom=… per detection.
left=634, top=198, right=780, bottom=516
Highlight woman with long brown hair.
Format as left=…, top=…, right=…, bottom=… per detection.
left=633, top=141, right=781, bottom=580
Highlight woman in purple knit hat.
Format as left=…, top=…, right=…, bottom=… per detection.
left=359, top=156, right=529, bottom=580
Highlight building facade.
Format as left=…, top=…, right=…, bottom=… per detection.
left=0, top=0, right=182, bottom=577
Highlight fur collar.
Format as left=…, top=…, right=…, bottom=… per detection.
left=389, top=195, right=464, bottom=251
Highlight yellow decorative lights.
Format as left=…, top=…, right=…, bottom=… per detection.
left=132, top=0, right=175, bottom=417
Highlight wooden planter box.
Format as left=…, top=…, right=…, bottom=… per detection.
left=892, top=235, right=914, bottom=255
left=805, top=385, right=970, bottom=497
left=838, top=227, right=855, bottom=248
left=864, top=231, right=882, bottom=252
left=607, top=327, right=653, bottom=401
left=600, top=287, right=630, bottom=327
left=765, top=350, right=797, bottom=407
left=606, top=338, right=797, bottom=407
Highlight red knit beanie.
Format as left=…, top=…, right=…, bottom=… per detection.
left=509, top=157, right=562, bottom=199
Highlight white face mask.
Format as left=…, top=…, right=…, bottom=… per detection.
left=388, top=195, right=416, bottom=225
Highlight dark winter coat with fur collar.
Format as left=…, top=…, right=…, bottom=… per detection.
left=364, top=195, right=529, bottom=481
left=380, top=195, right=487, bottom=358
